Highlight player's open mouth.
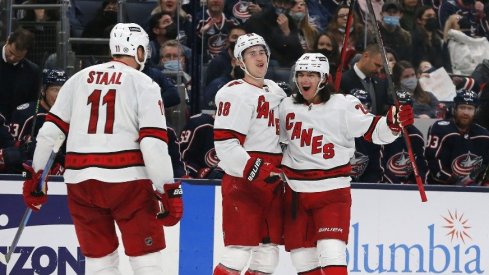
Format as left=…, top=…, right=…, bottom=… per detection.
left=302, top=86, right=311, bottom=91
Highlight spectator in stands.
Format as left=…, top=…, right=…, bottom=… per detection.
left=289, top=0, right=320, bottom=52
left=426, top=89, right=489, bottom=185
left=160, top=39, right=191, bottom=87
left=225, top=0, right=266, bottom=24
left=244, top=0, right=304, bottom=67
left=195, top=0, right=239, bottom=63
left=150, top=0, right=192, bottom=46
left=379, top=1, right=413, bottom=62
left=17, top=0, right=60, bottom=66
left=378, top=46, right=399, bottom=79
left=444, top=11, right=489, bottom=75
left=340, top=44, right=391, bottom=115
left=313, top=32, right=340, bottom=81
left=411, top=6, right=444, bottom=68
left=142, top=59, right=181, bottom=109
left=205, top=25, right=246, bottom=85
left=77, top=0, right=121, bottom=56
left=305, top=0, right=331, bottom=32
left=381, top=90, right=429, bottom=184
left=349, top=89, right=384, bottom=183
left=438, top=0, right=479, bottom=33
left=357, top=0, right=384, bottom=23
left=393, top=60, right=440, bottom=118
left=400, top=0, right=421, bottom=32
left=148, top=12, right=178, bottom=66
left=0, top=27, right=41, bottom=121
left=326, top=4, right=366, bottom=70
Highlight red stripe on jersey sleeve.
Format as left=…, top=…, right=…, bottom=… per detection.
left=283, top=163, right=352, bottom=180
left=214, top=129, right=246, bottom=145
left=65, top=150, right=144, bottom=170
left=139, top=127, right=168, bottom=143
left=45, top=113, right=69, bottom=135
left=363, top=116, right=381, bottom=142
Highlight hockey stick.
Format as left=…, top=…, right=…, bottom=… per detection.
left=364, top=0, right=427, bottom=202
left=0, top=134, right=65, bottom=265
left=334, top=0, right=357, bottom=91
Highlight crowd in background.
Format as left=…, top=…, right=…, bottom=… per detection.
left=0, top=0, right=488, bottom=185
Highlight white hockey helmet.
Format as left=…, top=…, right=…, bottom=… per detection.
left=233, top=33, right=270, bottom=62
left=294, top=53, right=330, bottom=80
left=293, top=53, right=330, bottom=96
left=109, top=23, right=149, bottom=71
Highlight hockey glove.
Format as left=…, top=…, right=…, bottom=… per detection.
left=198, top=167, right=224, bottom=179
left=386, top=104, right=414, bottom=132
left=22, top=163, right=47, bottom=211
left=156, top=182, right=183, bottom=226
left=243, top=157, right=283, bottom=184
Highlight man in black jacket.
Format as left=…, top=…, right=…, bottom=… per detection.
left=0, top=27, right=41, bottom=121
left=340, top=44, right=392, bottom=115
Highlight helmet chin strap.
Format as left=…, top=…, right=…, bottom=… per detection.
left=239, top=56, right=269, bottom=81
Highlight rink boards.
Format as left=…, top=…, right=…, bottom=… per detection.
left=1, top=177, right=488, bottom=275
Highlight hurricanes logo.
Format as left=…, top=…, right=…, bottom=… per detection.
left=387, top=150, right=412, bottom=177
left=442, top=210, right=472, bottom=244
left=451, top=152, right=483, bottom=177
left=349, top=152, right=369, bottom=178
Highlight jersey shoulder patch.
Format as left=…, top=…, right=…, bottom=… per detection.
left=16, top=103, right=30, bottom=110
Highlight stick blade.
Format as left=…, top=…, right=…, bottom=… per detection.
left=0, top=252, right=8, bottom=265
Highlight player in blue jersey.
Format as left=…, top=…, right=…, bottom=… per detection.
left=426, top=89, right=489, bottom=185
left=381, top=90, right=429, bottom=184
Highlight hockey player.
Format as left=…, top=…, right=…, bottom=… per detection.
left=382, top=90, right=429, bottom=184
left=22, top=23, right=183, bottom=274
left=179, top=106, right=223, bottom=179
left=349, top=89, right=383, bottom=183
left=9, top=68, right=68, bottom=173
left=279, top=53, right=414, bottom=275
left=426, top=89, right=489, bottom=186
left=213, top=33, right=287, bottom=275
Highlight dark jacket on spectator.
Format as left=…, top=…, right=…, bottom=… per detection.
left=244, top=6, right=304, bottom=67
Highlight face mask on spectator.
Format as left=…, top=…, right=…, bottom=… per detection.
left=289, top=11, right=305, bottom=23
left=383, top=15, right=400, bottom=27
left=165, top=23, right=178, bottom=39
left=401, top=76, right=418, bottom=91
left=103, top=11, right=118, bottom=22
left=163, top=60, right=182, bottom=71
left=317, top=48, right=333, bottom=58
left=424, top=17, right=439, bottom=31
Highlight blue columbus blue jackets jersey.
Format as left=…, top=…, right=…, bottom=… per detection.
left=351, top=137, right=383, bottom=183
left=179, top=113, right=220, bottom=178
left=9, top=101, right=47, bottom=143
left=426, top=120, right=489, bottom=185
left=382, top=125, right=428, bottom=184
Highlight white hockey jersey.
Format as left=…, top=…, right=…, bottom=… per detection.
left=214, top=79, right=287, bottom=177
left=279, top=94, right=398, bottom=192
left=33, top=60, right=174, bottom=191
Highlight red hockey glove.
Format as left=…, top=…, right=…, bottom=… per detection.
left=243, top=157, right=283, bottom=184
left=22, top=163, right=47, bottom=211
left=156, top=182, right=183, bottom=226
left=387, top=104, right=414, bottom=132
